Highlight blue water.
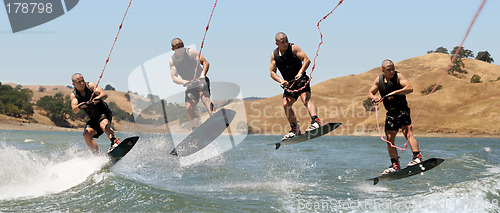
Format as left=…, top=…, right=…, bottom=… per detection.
left=0, top=129, right=499, bottom=212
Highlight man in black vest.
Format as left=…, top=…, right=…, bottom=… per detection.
left=368, top=59, right=422, bottom=174
left=70, top=73, right=119, bottom=154
left=270, top=32, right=321, bottom=141
left=169, top=38, right=215, bottom=130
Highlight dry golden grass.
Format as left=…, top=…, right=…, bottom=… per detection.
left=245, top=53, right=500, bottom=136
left=3, top=53, right=500, bottom=137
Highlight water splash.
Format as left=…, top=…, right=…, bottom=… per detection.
left=0, top=143, right=108, bottom=200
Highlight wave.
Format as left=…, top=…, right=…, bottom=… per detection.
left=294, top=173, right=500, bottom=213
left=0, top=143, right=108, bottom=200
left=349, top=167, right=500, bottom=213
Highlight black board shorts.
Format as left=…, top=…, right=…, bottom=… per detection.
left=185, top=77, right=211, bottom=102
left=385, top=108, right=412, bottom=131
left=282, top=75, right=311, bottom=100
left=85, top=112, right=112, bottom=138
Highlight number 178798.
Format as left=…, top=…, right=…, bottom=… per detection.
left=5, top=2, right=53, bottom=14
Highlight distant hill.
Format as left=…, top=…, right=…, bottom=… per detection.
left=243, top=53, right=500, bottom=137
left=243, top=97, right=265, bottom=101
left=3, top=53, right=500, bottom=136
left=1, top=83, right=133, bottom=130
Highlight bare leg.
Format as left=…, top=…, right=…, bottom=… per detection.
left=402, top=125, right=419, bottom=152
left=186, top=99, right=200, bottom=129
left=200, top=90, right=215, bottom=114
left=100, top=118, right=116, bottom=142
left=385, top=130, right=399, bottom=160
left=83, top=127, right=99, bottom=154
left=299, top=92, right=318, bottom=117
left=282, top=96, right=298, bottom=125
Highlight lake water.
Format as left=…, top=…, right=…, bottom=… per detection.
left=0, top=129, right=499, bottom=212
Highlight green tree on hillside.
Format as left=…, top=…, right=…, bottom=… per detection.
left=435, top=47, right=449, bottom=54
left=0, top=84, right=34, bottom=118
left=448, top=57, right=467, bottom=75
left=132, top=99, right=189, bottom=125
left=470, top=74, right=482, bottom=83
left=421, top=84, right=443, bottom=95
left=104, top=84, right=116, bottom=91
left=107, top=101, right=134, bottom=122
left=451, top=46, right=474, bottom=58
left=36, top=93, right=73, bottom=127
left=475, top=51, right=494, bottom=63
left=363, top=98, right=375, bottom=111
left=428, top=47, right=449, bottom=54
left=37, top=92, right=135, bottom=127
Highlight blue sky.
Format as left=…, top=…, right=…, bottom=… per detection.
left=1, top=0, right=498, bottom=98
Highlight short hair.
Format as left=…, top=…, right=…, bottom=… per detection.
left=275, top=32, right=287, bottom=42
left=382, top=59, right=394, bottom=67
left=71, top=73, right=83, bottom=82
left=171, top=38, right=184, bottom=48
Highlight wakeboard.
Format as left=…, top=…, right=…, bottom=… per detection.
left=170, top=108, right=236, bottom=157
left=269, top=122, right=342, bottom=149
left=368, top=158, right=444, bottom=185
left=107, top=136, right=139, bottom=164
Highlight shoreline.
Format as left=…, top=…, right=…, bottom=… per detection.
left=0, top=122, right=82, bottom=133
left=1, top=121, right=499, bottom=138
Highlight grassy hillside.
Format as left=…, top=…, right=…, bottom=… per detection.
left=2, top=53, right=499, bottom=137
left=244, top=53, right=500, bottom=136
left=2, top=83, right=133, bottom=130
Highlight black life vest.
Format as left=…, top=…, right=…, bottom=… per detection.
left=171, top=48, right=202, bottom=81
left=73, top=82, right=110, bottom=119
left=378, top=72, right=409, bottom=111
left=273, top=44, right=304, bottom=81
